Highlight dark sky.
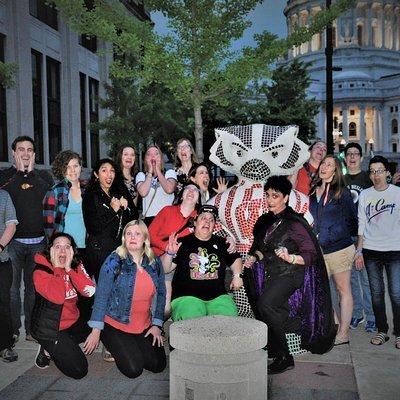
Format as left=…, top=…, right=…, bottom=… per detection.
left=151, top=0, right=288, bottom=49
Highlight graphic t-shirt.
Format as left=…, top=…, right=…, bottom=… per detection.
left=172, top=234, right=241, bottom=301
left=358, top=184, right=400, bottom=251
left=344, top=171, right=372, bottom=204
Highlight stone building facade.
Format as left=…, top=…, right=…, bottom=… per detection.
left=284, top=0, right=400, bottom=155
left=0, top=0, right=150, bottom=169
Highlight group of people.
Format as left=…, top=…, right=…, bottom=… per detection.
left=0, top=133, right=399, bottom=381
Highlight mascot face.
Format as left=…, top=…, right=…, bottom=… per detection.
left=209, top=124, right=309, bottom=181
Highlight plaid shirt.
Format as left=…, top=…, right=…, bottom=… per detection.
left=42, top=179, right=71, bottom=240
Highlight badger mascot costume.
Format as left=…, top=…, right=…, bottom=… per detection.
left=208, top=124, right=336, bottom=354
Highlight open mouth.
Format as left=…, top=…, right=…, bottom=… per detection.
left=58, top=255, right=66, bottom=264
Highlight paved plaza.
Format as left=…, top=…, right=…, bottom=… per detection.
left=0, top=320, right=398, bottom=400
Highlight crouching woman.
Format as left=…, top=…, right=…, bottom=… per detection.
left=84, top=220, right=167, bottom=378
left=31, top=233, right=96, bottom=379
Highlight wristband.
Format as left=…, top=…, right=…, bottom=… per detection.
left=233, top=273, right=243, bottom=278
left=355, top=249, right=363, bottom=256
left=291, top=254, right=296, bottom=264
left=166, top=251, right=176, bottom=257
left=0, top=244, right=4, bottom=251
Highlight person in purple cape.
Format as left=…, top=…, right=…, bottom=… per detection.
left=244, top=176, right=336, bottom=375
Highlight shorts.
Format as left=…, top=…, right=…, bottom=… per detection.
left=323, top=244, right=355, bottom=276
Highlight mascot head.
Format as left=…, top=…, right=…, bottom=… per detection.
left=209, top=124, right=309, bottom=182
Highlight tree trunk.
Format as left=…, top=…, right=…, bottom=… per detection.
left=193, top=98, right=204, bottom=161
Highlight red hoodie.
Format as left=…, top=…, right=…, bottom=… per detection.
left=33, top=254, right=96, bottom=331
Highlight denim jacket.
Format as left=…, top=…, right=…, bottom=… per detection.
left=89, top=252, right=166, bottom=330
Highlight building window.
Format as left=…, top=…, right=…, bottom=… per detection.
left=390, top=106, right=394, bottom=113
left=339, top=122, right=343, bottom=132
left=392, top=119, right=398, bottom=135
left=47, top=57, right=61, bottom=163
left=349, top=122, right=357, bottom=137
left=80, top=73, right=88, bottom=167
left=393, top=143, right=397, bottom=152
left=0, top=34, right=8, bottom=161
left=350, top=109, right=355, bottom=116
left=89, top=77, right=99, bottom=167
left=350, top=83, right=354, bottom=88
left=31, top=50, right=44, bottom=164
left=357, top=25, right=363, bottom=46
left=29, top=0, right=58, bottom=30
left=396, top=106, right=399, bottom=112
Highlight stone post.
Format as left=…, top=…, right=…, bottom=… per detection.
left=169, top=316, right=268, bottom=400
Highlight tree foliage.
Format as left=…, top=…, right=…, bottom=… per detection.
left=251, top=59, right=320, bottom=144
left=52, top=0, right=357, bottom=159
left=93, top=76, right=191, bottom=155
left=0, top=61, right=18, bottom=89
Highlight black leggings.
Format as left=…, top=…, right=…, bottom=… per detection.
left=101, top=323, right=166, bottom=378
left=39, top=318, right=91, bottom=380
left=257, top=272, right=304, bottom=358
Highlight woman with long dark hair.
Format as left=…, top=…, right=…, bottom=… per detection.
left=82, top=158, right=137, bottom=282
left=309, top=155, right=357, bottom=346
left=174, top=138, right=198, bottom=196
left=116, top=146, right=138, bottom=206
left=31, top=233, right=95, bottom=379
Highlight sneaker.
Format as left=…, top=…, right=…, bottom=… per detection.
left=0, top=348, right=18, bottom=363
left=35, top=346, right=51, bottom=369
left=102, top=346, right=115, bottom=363
left=365, top=321, right=377, bottom=333
left=350, top=317, right=365, bottom=329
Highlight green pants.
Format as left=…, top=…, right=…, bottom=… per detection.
left=171, top=294, right=238, bottom=321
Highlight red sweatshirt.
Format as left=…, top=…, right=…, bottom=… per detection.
left=33, top=254, right=96, bottom=330
left=148, top=205, right=197, bottom=256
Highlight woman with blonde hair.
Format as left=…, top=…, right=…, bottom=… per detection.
left=309, top=155, right=357, bottom=346
left=136, top=145, right=177, bottom=226
left=84, top=220, right=166, bottom=378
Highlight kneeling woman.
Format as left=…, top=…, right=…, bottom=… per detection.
left=31, top=233, right=96, bottom=379
left=84, top=220, right=166, bottom=378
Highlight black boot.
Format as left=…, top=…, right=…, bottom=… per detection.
left=268, top=355, right=294, bottom=375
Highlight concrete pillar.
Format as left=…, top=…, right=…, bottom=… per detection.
left=169, top=316, right=268, bottom=400
left=6, top=0, right=34, bottom=158
left=367, top=7, right=373, bottom=46
left=359, top=106, right=366, bottom=151
left=318, top=106, right=326, bottom=141
left=381, top=107, right=390, bottom=152
left=380, top=5, right=385, bottom=48
left=342, top=106, right=349, bottom=142
left=373, top=106, right=379, bottom=150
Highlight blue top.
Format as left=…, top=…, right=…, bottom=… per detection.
left=309, top=186, right=357, bottom=254
left=89, top=252, right=166, bottom=330
left=64, top=192, right=86, bottom=248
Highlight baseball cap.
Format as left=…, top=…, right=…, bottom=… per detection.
left=197, top=204, right=218, bottom=219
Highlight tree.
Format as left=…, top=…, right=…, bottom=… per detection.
left=251, top=59, right=320, bottom=143
left=52, top=0, right=357, bottom=159
left=0, top=61, right=18, bottom=89
left=93, top=76, right=191, bottom=156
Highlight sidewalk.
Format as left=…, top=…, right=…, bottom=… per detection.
left=1, top=322, right=398, bottom=400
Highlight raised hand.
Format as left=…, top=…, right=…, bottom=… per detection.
left=110, top=197, right=121, bottom=212
left=213, top=177, right=228, bottom=194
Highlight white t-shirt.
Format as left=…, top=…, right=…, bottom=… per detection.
left=358, top=184, right=400, bottom=251
left=136, top=169, right=177, bottom=218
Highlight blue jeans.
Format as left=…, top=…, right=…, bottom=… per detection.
left=350, top=265, right=375, bottom=322
left=0, top=259, right=14, bottom=350
left=363, top=249, right=400, bottom=336
left=8, top=239, right=46, bottom=335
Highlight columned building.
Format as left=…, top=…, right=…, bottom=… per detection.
left=0, top=0, right=150, bottom=169
left=284, top=0, right=400, bottom=155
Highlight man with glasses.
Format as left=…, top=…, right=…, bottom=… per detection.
left=355, top=155, right=400, bottom=348
left=343, top=143, right=375, bottom=333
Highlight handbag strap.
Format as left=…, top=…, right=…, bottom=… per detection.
left=143, top=184, right=158, bottom=218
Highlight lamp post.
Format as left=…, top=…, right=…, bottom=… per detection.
left=325, top=0, right=334, bottom=155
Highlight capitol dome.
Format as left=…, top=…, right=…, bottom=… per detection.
left=283, top=0, right=400, bottom=154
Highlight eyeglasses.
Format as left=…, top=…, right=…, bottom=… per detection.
left=369, top=169, right=386, bottom=175
left=346, top=152, right=360, bottom=157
